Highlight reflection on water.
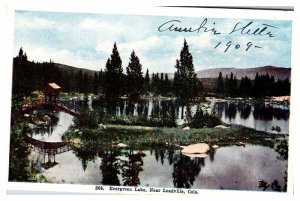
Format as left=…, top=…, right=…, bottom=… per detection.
left=28, top=101, right=289, bottom=190
left=213, top=102, right=289, bottom=133
left=90, top=99, right=289, bottom=133
left=32, top=144, right=286, bottom=191
left=31, top=111, right=74, bottom=142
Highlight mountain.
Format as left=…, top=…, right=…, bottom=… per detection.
left=54, top=63, right=97, bottom=77
left=167, top=66, right=290, bottom=80
left=55, top=63, right=291, bottom=81
left=195, top=66, right=291, bottom=80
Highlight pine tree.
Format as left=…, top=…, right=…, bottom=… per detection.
left=98, top=69, right=104, bottom=94
left=239, top=76, right=252, bottom=97
left=173, top=39, right=199, bottom=117
left=126, top=50, right=144, bottom=102
left=215, top=72, right=225, bottom=96
left=76, top=70, right=84, bottom=93
left=83, top=72, right=90, bottom=94
left=164, top=74, right=171, bottom=96
left=224, top=75, right=229, bottom=96
left=93, top=72, right=99, bottom=94
left=150, top=73, right=155, bottom=93
left=225, top=72, right=238, bottom=97
left=144, top=68, right=150, bottom=95
left=159, top=73, right=164, bottom=95
left=104, top=43, right=124, bottom=106
left=152, top=73, right=160, bottom=95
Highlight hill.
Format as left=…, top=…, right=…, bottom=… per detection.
left=54, top=63, right=291, bottom=81
left=54, top=63, right=97, bottom=77
left=167, top=66, right=290, bottom=80
left=195, top=66, right=291, bottom=80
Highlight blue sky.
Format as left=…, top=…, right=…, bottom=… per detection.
left=13, top=10, right=292, bottom=73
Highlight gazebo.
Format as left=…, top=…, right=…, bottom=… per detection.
left=44, top=83, right=61, bottom=103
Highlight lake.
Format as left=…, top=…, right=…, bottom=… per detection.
left=27, top=103, right=288, bottom=191
left=30, top=110, right=74, bottom=142
left=89, top=98, right=289, bottom=134
left=212, top=102, right=289, bottom=134
left=30, top=143, right=287, bottom=191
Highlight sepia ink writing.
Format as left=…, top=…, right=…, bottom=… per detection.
left=158, top=18, right=220, bottom=35
left=229, top=21, right=278, bottom=37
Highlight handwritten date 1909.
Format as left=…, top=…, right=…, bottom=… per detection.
left=215, top=41, right=262, bottom=52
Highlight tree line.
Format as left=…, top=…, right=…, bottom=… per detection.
left=12, top=40, right=202, bottom=108
left=214, top=71, right=290, bottom=98
left=12, top=39, right=290, bottom=110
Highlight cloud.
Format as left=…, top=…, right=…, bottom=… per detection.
left=95, top=35, right=184, bottom=73
left=79, top=18, right=120, bottom=32
left=15, top=43, right=101, bottom=70
left=14, top=11, right=292, bottom=74
left=15, top=16, right=55, bottom=29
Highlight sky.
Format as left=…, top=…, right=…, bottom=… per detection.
left=13, top=10, right=292, bottom=73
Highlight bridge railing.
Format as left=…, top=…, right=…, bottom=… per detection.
left=25, top=135, right=71, bottom=154
left=22, top=99, right=83, bottom=116
left=55, top=100, right=83, bottom=114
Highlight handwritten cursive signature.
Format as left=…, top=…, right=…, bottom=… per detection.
left=229, top=21, right=278, bottom=37
left=158, top=18, right=221, bottom=35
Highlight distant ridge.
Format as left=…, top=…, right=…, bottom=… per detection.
left=54, top=63, right=291, bottom=81
left=166, top=66, right=290, bottom=80
left=195, top=66, right=291, bottom=80
left=54, top=63, right=97, bottom=77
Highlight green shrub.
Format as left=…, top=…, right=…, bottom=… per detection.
left=190, top=105, right=221, bottom=128
left=73, top=109, right=104, bottom=129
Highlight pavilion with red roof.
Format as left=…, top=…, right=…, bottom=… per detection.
left=44, top=83, right=61, bottom=102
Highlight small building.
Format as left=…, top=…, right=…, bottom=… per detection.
left=44, top=83, right=61, bottom=102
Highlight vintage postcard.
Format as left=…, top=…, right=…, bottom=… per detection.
left=5, top=3, right=296, bottom=198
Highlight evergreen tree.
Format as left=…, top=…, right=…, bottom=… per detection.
left=224, top=72, right=238, bottom=97
left=275, top=78, right=290, bottom=96
left=104, top=43, right=124, bottom=106
left=224, top=75, right=229, bottom=96
left=69, top=70, right=76, bottom=92
left=62, top=69, right=71, bottom=93
left=215, top=72, right=224, bottom=96
left=152, top=73, right=160, bottom=95
left=93, top=72, right=99, bottom=94
left=159, top=73, right=164, bottom=95
left=252, top=73, right=260, bottom=97
left=233, top=75, right=238, bottom=96
left=76, top=70, right=84, bottom=93
left=83, top=72, right=90, bottom=94
left=185, top=104, right=193, bottom=125
left=239, top=76, right=252, bottom=97
left=98, top=69, right=105, bottom=95
left=173, top=39, right=200, bottom=117
left=150, top=73, right=155, bottom=93
left=18, top=47, right=23, bottom=58
left=12, top=48, right=31, bottom=98
left=126, top=50, right=144, bottom=102
left=144, top=68, right=150, bottom=94
left=164, top=74, right=172, bottom=96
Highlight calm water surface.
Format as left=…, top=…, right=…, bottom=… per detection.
left=31, top=111, right=74, bottom=142
left=28, top=104, right=288, bottom=191
left=30, top=144, right=286, bottom=191
left=89, top=99, right=290, bottom=134
left=212, top=102, right=289, bottom=134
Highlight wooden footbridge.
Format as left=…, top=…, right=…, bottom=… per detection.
left=25, top=134, right=72, bottom=166
left=25, top=135, right=71, bottom=154
left=22, top=100, right=81, bottom=116
left=22, top=96, right=81, bottom=165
